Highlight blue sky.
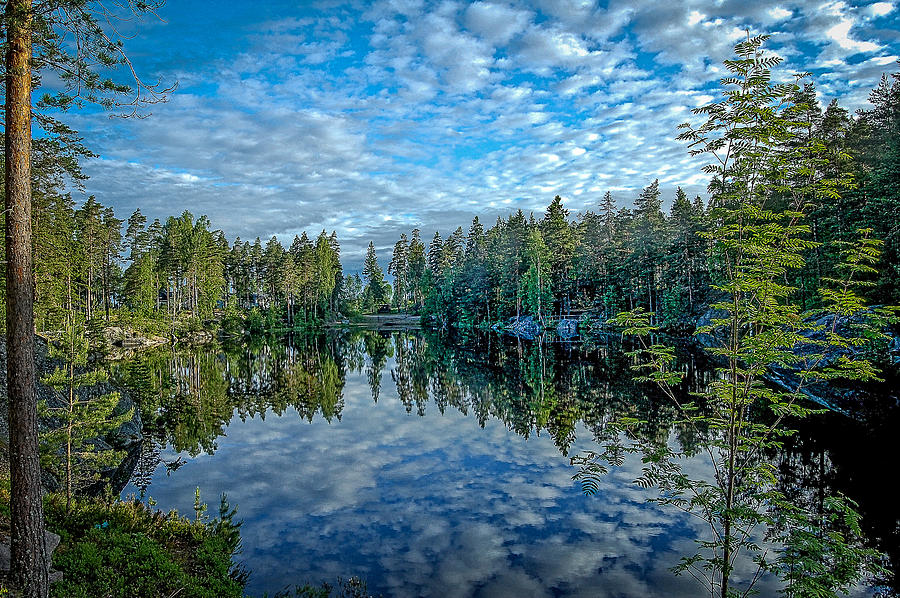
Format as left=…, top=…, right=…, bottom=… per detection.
left=55, top=0, right=900, bottom=269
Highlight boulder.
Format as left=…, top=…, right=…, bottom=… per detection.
left=0, top=530, right=64, bottom=584
left=504, top=316, right=542, bottom=340
left=556, top=318, right=578, bottom=339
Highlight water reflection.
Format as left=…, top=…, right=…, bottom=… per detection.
left=114, top=331, right=895, bottom=597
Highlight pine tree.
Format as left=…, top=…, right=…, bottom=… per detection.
left=41, top=321, right=133, bottom=510
left=443, top=226, right=465, bottom=271
left=427, top=232, right=445, bottom=279
left=263, top=236, right=286, bottom=308
left=519, top=228, right=552, bottom=323
left=627, top=180, right=666, bottom=319
left=407, top=229, right=426, bottom=310
left=388, top=234, right=409, bottom=311
left=290, top=232, right=315, bottom=316
left=540, top=195, right=576, bottom=314
left=663, top=187, right=707, bottom=317
left=362, top=242, right=387, bottom=312
left=3, top=1, right=170, bottom=591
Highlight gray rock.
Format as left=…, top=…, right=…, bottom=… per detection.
left=504, top=316, right=542, bottom=340
left=0, top=531, right=63, bottom=584
left=556, top=318, right=578, bottom=339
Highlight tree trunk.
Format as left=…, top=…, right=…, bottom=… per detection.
left=4, top=1, right=50, bottom=595
left=86, top=260, right=93, bottom=321
left=103, top=251, right=110, bottom=322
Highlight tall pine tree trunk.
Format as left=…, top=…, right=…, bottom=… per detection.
left=4, top=1, right=50, bottom=595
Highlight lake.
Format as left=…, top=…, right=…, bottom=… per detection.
left=115, top=330, right=899, bottom=597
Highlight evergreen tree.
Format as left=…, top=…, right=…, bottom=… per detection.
left=519, top=228, right=552, bottom=323
left=41, top=321, right=133, bottom=510
left=540, top=195, right=576, bottom=314
left=407, top=229, right=426, bottom=310
left=663, top=187, right=707, bottom=318
left=3, top=0, right=171, bottom=592
left=362, top=242, right=387, bottom=311
left=389, top=233, right=409, bottom=311
left=427, top=232, right=445, bottom=280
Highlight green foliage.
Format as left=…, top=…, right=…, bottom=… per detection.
left=576, top=34, right=894, bottom=598
left=44, top=493, right=246, bottom=598
left=770, top=494, right=886, bottom=598
left=40, top=318, right=133, bottom=507
left=362, top=242, right=388, bottom=312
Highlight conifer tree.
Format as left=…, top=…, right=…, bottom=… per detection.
left=664, top=187, right=707, bottom=316
left=362, top=242, right=387, bottom=311
left=540, top=195, right=576, bottom=313
left=407, top=229, right=426, bottom=310
left=628, top=179, right=666, bottom=318
left=389, top=234, right=409, bottom=311
left=520, top=228, right=552, bottom=323
left=444, top=226, right=465, bottom=271
left=427, top=232, right=445, bottom=280
left=3, top=1, right=170, bottom=592
left=41, top=321, right=133, bottom=510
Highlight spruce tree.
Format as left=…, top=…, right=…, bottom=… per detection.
left=388, top=234, right=409, bottom=311
left=362, top=242, right=386, bottom=312
left=540, top=195, right=576, bottom=313
left=407, top=229, right=426, bottom=309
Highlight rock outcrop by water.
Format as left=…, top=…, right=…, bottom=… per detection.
left=0, top=336, right=143, bottom=492
left=102, top=326, right=168, bottom=355
left=101, top=324, right=219, bottom=360
left=691, top=306, right=900, bottom=413
left=502, top=316, right=542, bottom=339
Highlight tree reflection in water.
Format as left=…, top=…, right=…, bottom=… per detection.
left=113, top=330, right=898, bottom=596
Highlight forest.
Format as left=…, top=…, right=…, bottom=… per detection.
left=380, top=77, right=900, bottom=330
left=1, top=1, right=899, bottom=595
left=4, top=67, right=898, bottom=341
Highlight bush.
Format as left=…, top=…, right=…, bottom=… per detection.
left=44, top=493, right=246, bottom=598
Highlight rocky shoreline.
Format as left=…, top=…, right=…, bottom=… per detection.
left=0, top=334, right=145, bottom=585
left=0, top=335, right=144, bottom=493
left=493, top=310, right=900, bottom=416
left=101, top=325, right=216, bottom=360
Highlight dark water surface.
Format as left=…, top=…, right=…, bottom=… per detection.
left=115, top=331, right=898, bottom=597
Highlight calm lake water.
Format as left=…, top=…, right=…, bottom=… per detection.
left=115, top=331, right=899, bottom=597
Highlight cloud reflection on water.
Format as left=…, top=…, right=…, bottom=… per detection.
left=123, top=346, right=771, bottom=597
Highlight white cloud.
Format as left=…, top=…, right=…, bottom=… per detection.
left=464, top=1, right=533, bottom=45
left=825, top=18, right=882, bottom=53
left=49, top=0, right=900, bottom=270
left=768, top=6, right=792, bottom=21
left=868, top=2, right=894, bottom=17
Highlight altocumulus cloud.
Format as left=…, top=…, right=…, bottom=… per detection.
left=55, top=0, right=900, bottom=269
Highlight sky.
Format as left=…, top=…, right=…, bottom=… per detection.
left=52, top=0, right=900, bottom=270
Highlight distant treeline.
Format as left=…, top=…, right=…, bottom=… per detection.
left=2, top=173, right=350, bottom=331
left=2, top=67, right=898, bottom=334
left=375, top=73, right=900, bottom=329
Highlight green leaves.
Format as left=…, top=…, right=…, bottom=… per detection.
left=578, top=34, right=891, bottom=598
